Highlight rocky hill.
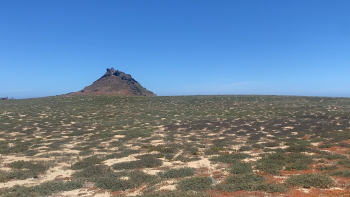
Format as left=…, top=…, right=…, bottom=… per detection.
left=70, top=68, right=156, bottom=96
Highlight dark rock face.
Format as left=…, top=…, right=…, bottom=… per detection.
left=71, top=68, right=156, bottom=96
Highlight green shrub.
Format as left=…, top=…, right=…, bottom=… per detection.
left=216, top=173, right=268, bottom=192
left=285, top=158, right=313, bottom=171
left=23, top=150, right=38, bottom=156
left=228, top=162, right=253, bottom=174
left=256, top=152, right=314, bottom=174
left=215, top=183, right=243, bottom=192
left=33, top=180, right=84, bottom=196
left=0, top=180, right=83, bottom=197
left=255, top=153, right=287, bottom=175
left=71, top=156, right=103, bottom=170
left=318, top=143, right=336, bottom=148
left=225, top=173, right=264, bottom=185
left=174, top=154, right=201, bottom=162
left=137, top=191, right=211, bottom=197
left=96, top=174, right=136, bottom=191
left=317, top=153, right=346, bottom=160
left=253, top=183, right=288, bottom=193
left=177, top=177, right=212, bottom=191
left=263, top=142, right=280, bottom=147
left=212, top=139, right=231, bottom=148
left=6, top=170, right=37, bottom=180
left=90, top=130, right=115, bottom=139
left=285, top=145, right=309, bottom=152
left=9, top=160, right=49, bottom=173
left=164, top=153, right=175, bottom=160
left=72, top=165, right=111, bottom=181
left=284, top=139, right=310, bottom=147
left=331, top=170, right=350, bottom=177
left=285, top=174, right=334, bottom=188
left=95, top=170, right=157, bottom=191
left=149, top=144, right=178, bottom=154
left=0, top=185, right=33, bottom=197
left=239, top=146, right=252, bottom=151
left=158, top=167, right=195, bottom=179
left=0, top=140, right=32, bottom=154
left=286, top=153, right=313, bottom=163
left=204, top=147, right=221, bottom=155
left=338, top=143, right=350, bottom=147
left=251, top=143, right=263, bottom=149
left=0, top=171, right=8, bottom=182
left=337, top=159, right=350, bottom=167
left=248, top=133, right=265, bottom=141
left=68, top=130, right=91, bottom=136
left=79, top=149, right=93, bottom=156
left=316, top=165, right=339, bottom=171
left=0, top=160, right=51, bottom=182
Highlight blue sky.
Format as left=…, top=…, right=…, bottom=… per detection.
left=0, top=0, right=349, bottom=98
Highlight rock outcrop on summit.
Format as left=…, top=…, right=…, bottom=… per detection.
left=70, top=68, right=156, bottom=96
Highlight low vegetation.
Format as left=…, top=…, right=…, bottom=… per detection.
left=1, top=95, right=350, bottom=196
left=285, top=174, right=334, bottom=188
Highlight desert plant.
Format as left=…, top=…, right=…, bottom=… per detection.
left=253, top=183, right=288, bottom=193
left=0, top=160, right=51, bottom=181
left=330, top=170, right=350, bottom=177
left=255, top=153, right=288, bottom=175
left=158, top=167, right=195, bottom=179
left=0, top=180, right=83, bottom=197
left=72, top=165, right=111, bottom=181
left=177, top=177, right=212, bottom=191
left=136, top=191, right=211, bottom=197
left=95, top=170, right=157, bottom=191
left=285, top=174, right=334, bottom=188
left=318, top=143, right=336, bottom=148
left=71, top=156, right=103, bottom=170
left=285, top=157, right=313, bottom=171
left=337, top=159, right=350, bottom=168
left=225, top=173, right=265, bottom=185
left=215, top=173, right=268, bottom=192
left=204, top=147, right=221, bottom=155
left=316, top=165, right=339, bottom=171
left=228, top=162, right=253, bottom=174
left=239, top=146, right=252, bottom=151
left=317, top=153, right=346, bottom=160
left=263, top=142, right=280, bottom=147
left=23, top=150, right=38, bottom=156
left=285, top=144, right=309, bottom=152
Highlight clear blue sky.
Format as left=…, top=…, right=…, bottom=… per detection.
left=1, top=0, right=349, bottom=98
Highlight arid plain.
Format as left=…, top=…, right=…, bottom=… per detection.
left=1, top=95, right=350, bottom=197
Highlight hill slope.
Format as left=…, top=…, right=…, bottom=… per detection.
left=70, top=68, right=156, bottom=96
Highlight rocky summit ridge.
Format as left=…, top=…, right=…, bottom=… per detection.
left=70, top=68, right=156, bottom=96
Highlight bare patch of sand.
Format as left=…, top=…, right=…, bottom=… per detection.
left=53, top=187, right=111, bottom=197
left=143, top=169, right=161, bottom=176
left=103, top=153, right=140, bottom=166
left=186, top=157, right=218, bottom=170
left=114, top=135, right=125, bottom=138
left=119, top=176, right=130, bottom=180
left=150, top=139, right=164, bottom=146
